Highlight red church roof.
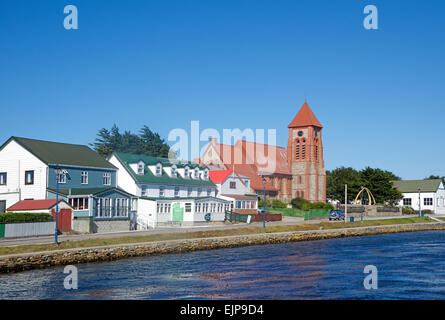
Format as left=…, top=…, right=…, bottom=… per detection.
left=209, top=170, right=233, bottom=183
left=288, top=102, right=323, bottom=128
left=7, top=199, right=64, bottom=211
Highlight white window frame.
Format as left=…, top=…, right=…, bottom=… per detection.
left=171, top=165, right=177, bottom=177
left=194, top=168, right=199, bottom=179
left=56, top=172, right=66, bottom=184
left=159, top=186, right=165, bottom=197
left=174, top=186, right=179, bottom=197
left=0, top=172, right=6, bottom=185
left=137, top=162, right=144, bottom=175
left=156, top=163, right=162, bottom=176
left=103, top=172, right=111, bottom=186
left=184, top=166, right=189, bottom=179
left=81, top=171, right=88, bottom=185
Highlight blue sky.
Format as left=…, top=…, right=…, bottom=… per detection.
left=0, top=0, right=444, bottom=180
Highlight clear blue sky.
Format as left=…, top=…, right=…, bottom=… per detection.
left=0, top=0, right=444, bottom=180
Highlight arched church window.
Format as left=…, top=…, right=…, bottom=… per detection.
left=302, top=140, right=306, bottom=159
left=295, top=139, right=300, bottom=160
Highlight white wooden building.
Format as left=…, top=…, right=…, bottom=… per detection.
left=209, top=169, right=258, bottom=214
left=108, top=152, right=230, bottom=228
left=393, top=179, right=445, bottom=214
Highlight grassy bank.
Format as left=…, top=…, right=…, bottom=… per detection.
left=0, top=217, right=434, bottom=257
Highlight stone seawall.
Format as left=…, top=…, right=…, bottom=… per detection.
left=1, top=222, right=445, bottom=274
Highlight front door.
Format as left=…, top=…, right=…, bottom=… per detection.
left=0, top=201, right=6, bottom=213
left=172, top=203, right=183, bottom=222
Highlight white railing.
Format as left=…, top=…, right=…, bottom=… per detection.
left=137, top=218, right=156, bottom=230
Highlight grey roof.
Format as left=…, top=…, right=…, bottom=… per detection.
left=1, top=136, right=116, bottom=169
left=392, top=179, right=442, bottom=193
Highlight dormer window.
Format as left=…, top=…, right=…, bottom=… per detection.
left=156, top=163, right=162, bottom=176
left=184, top=166, right=189, bottom=179
left=171, top=165, right=177, bottom=177
left=194, top=168, right=199, bottom=179
left=137, top=161, right=145, bottom=175
left=203, top=169, right=209, bottom=180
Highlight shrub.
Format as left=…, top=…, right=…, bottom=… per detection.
left=309, top=202, right=334, bottom=210
left=290, top=197, right=310, bottom=209
left=291, top=198, right=334, bottom=211
left=258, top=199, right=271, bottom=208
left=402, top=207, right=414, bottom=215
left=271, top=199, right=287, bottom=208
left=0, top=212, right=54, bottom=224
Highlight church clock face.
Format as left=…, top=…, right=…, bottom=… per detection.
left=297, top=131, right=303, bottom=137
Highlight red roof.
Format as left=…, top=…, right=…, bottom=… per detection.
left=288, top=102, right=323, bottom=128
left=209, top=170, right=233, bottom=183
left=202, top=138, right=292, bottom=192
left=7, top=199, right=63, bottom=211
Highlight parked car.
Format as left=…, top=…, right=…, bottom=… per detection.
left=329, top=209, right=345, bottom=221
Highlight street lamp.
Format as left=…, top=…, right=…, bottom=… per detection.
left=360, top=185, right=364, bottom=223
left=54, top=166, right=61, bottom=244
left=262, top=177, right=266, bottom=229
left=418, top=188, right=421, bottom=217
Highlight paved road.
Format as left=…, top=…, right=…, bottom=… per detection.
left=0, top=216, right=305, bottom=247
left=0, top=214, right=416, bottom=248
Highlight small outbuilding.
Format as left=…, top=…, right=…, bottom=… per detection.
left=7, top=199, right=73, bottom=231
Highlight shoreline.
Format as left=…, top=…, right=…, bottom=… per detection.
left=1, top=221, right=445, bottom=274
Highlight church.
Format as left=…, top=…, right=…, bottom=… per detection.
left=197, top=102, right=326, bottom=203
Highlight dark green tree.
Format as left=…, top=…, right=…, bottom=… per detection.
left=359, top=167, right=402, bottom=205
left=425, top=175, right=445, bottom=185
left=326, top=167, right=361, bottom=203
left=326, top=166, right=403, bottom=205
left=91, top=124, right=173, bottom=158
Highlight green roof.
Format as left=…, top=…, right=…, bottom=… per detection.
left=1, top=136, right=116, bottom=170
left=140, top=196, right=226, bottom=201
left=112, top=152, right=215, bottom=188
left=47, top=187, right=135, bottom=197
left=392, top=179, right=443, bottom=193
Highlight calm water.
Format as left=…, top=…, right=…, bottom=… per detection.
left=1, top=230, right=445, bottom=299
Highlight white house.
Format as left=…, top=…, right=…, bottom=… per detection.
left=0, top=136, right=136, bottom=233
left=393, top=179, right=445, bottom=214
left=108, top=152, right=230, bottom=228
left=209, top=169, right=258, bottom=214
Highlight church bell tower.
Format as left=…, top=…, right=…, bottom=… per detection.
left=286, top=102, right=326, bottom=202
